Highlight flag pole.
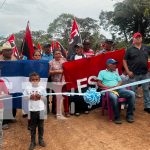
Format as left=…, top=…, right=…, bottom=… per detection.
left=20, top=21, right=29, bottom=59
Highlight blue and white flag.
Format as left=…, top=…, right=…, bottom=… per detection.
left=0, top=60, right=49, bottom=109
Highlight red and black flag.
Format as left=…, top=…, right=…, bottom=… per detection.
left=21, top=21, right=34, bottom=60
left=68, top=18, right=82, bottom=58
left=55, top=41, right=67, bottom=58
left=7, top=34, right=19, bottom=59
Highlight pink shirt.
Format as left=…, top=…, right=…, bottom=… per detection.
left=49, top=58, right=66, bottom=82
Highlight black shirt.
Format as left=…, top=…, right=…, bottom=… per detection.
left=124, top=44, right=150, bottom=75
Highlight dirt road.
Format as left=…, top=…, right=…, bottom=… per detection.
left=3, top=98, right=150, bottom=150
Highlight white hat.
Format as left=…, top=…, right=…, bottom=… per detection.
left=2, top=42, right=13, bottom=50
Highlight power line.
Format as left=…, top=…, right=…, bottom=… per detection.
left=0, top=0, right=7, bottom=9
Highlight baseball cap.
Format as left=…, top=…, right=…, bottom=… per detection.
left=106, top=59, right=118, bottom=65
left=133, top=32, right=142, bottom=38
left=74, top=43, right=83, bottom=48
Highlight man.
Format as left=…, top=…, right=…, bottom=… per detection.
left=96, top=39, right=114, bottom=55
left=123, top=32, right=150, bottom=113
left=41, top=44, right=53, bottom=62
left=83, top=39, right=94, bottom=58
left=97, top=59, right=135, bottom=124
left=41, top=43, right=53, bottom=114
left=70, top=43, right=86, bottom=60
left=0, top=42, right=17, bottom=61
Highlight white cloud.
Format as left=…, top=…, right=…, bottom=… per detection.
left=0, top=0, right=117, bottom=37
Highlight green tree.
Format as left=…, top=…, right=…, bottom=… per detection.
left=99, top=0, right=150, bottom=43
left=47, top=13, right=101, bottom=50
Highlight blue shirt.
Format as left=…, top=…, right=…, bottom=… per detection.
left=41, top=53, right=53, bottom=62
left=98, top=69, right=122, bottom=87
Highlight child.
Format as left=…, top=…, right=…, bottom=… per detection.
left=23, top=72, right=46, bottom=150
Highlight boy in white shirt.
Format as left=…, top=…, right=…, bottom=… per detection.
left=23, top=72, right=46, bottom=150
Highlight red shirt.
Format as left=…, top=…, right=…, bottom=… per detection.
left=0, top=80, right=9, bottom=109
left=83, top=49, right=95, bottom=58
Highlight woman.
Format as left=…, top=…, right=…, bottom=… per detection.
left=33, top=50, right=42, bottom=60
left=49, top=50, right=69, bottom=119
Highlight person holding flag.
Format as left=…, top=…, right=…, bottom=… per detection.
left=7, top=34, right=19, bottom=59
left=68, top=18, right=82, bottom=60
left=0, top=42, right=17, bottom=61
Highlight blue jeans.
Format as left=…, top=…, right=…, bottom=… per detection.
left=109, top=89, right=135, bottom=119
left=129, top=74, right=150, bottom=108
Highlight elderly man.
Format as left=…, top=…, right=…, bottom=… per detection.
left=0, top=42, right=17, bottom=61
left=97, top=59, right=135, bottom=124
left=123, top=32, right=150, bottom=113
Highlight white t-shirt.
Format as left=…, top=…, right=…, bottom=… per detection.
left=23, top=85, right=47, bottom=111
left=74, top=55, right=84, bottom=60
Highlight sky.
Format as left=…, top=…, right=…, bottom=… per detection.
left=0, top=0, right=119, bottom=38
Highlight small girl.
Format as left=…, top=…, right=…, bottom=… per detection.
left=23, top=72, right=46, bottom=150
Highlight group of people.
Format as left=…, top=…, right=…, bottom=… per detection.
left=98, top=32, right=150, bottom=124
left=0, top=32, right=150, bottom=150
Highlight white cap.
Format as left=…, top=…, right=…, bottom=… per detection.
left=2, top=42, right=13, bottom=50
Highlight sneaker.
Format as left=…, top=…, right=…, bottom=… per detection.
left=126, top=116, right=134, bottom=123
left=2, top=124, right=9, bottom=130
left=144, top=108, right=150, bottom=113
left=56, top=115, right=67, bottom=120
left=84, top=111, right=89, bottom=114
left=22, top=114, right=28, bottom=118
left=29, top=142, right=36, bottom=150
left=75, top=113, right=80, bottom=116
left=114, top=118, right=122, bottom=124
left=65, top=113, right=70, bottom=117
left=39, top=140, right=46, bottom=147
